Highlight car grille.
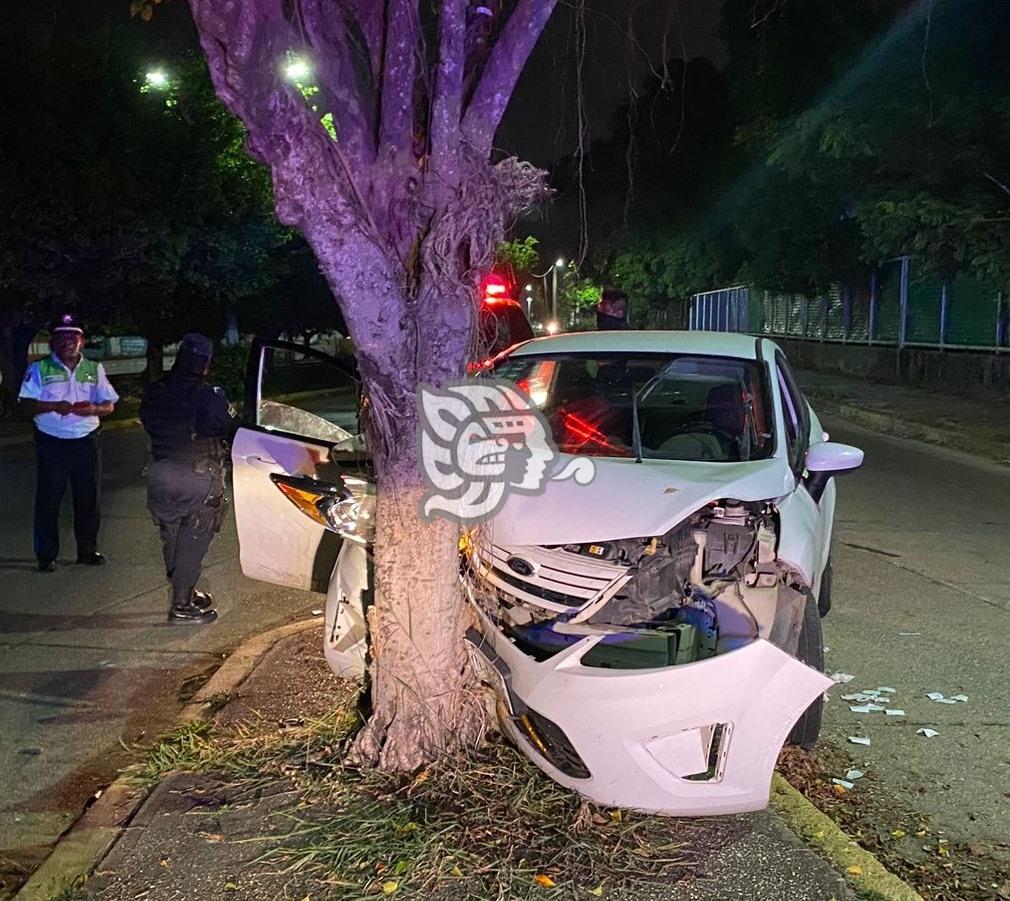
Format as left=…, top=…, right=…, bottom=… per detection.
left=473, top=543, right=628, bottom=615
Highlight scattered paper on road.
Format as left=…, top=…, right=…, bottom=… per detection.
left=831, top=672, right=856, bottom=684
left=877, top=687, right=897, bottom=693
left=950, top=694, right=968, bottom=703
left=850, top=705, right=874, bottom=713
left=898, top=632, right=921, bottom=636
left=926, top=691, right=945, bottom=701
left=311, top=609, right=323, bottom=616
left=832, top=778, right=855, bottom=789
left=917, top=728, right=940, bottom=738
left=848, top=736, right=871, bottom=746
left=846, top=769, right=865, bottom=780
left=885, top=709, right=906, bottom=717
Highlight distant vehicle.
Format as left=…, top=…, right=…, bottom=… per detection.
left=228, top=329, right=863, bottom=817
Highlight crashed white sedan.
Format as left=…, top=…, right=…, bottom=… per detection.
left=230, top=330, right=862, bottom=816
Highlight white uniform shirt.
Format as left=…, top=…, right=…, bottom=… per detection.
left=19, top=355, right=120, bottom=439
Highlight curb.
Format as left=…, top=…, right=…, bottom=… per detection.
left=0, top=417, right=140, bottom=449
left=770, top=774, right=924, bottom=901
left=808, top=396, right=1010, bottom=466
left=13, top=617, right=321, bottom=901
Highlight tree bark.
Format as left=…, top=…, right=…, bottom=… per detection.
left=351, top=483, right=484, bottom=771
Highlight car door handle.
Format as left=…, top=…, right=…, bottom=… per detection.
left=242, top=454, right=279, bottom=471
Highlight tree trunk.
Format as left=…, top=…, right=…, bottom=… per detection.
left=145, top=335, right=165, bottom=385
left=352, top=482, right=484, bottom=771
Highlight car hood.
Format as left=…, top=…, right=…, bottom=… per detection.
left=490, top=455, right=796, bottom=545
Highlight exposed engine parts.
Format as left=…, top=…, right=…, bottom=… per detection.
left=470, top=498, right=809, bottom=667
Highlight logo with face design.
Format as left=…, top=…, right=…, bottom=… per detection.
left=418, top=379, right=595, bottom=523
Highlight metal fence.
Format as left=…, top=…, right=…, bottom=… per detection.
left=691, top=259, right=1010, bottom=351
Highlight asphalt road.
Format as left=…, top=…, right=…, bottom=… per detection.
left=821, top=417, right=1010, bottom=848
left=0, top=429, right=315, bottom=893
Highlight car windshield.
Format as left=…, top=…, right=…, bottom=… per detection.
left=492, top=352, right=774, bottom=462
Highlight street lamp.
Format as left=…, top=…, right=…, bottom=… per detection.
left=524, top=284, right=534, bottom=318
left=284, top=56, right=312, bottom=82
left=551, top=258, right=564, bottom=321
left=144, top=69, right=169, bottom=90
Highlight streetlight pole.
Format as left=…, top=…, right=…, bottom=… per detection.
left=551, top=257, right=564, bottom=321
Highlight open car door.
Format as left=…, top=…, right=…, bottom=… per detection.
left=231, top=340, right=367, bottom=592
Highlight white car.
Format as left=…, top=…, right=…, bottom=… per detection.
left=230, top=331, right=862, bottom=816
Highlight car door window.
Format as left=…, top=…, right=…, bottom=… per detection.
left=775, top=352, right=809, bottom=473
left=256, top=344, right=360, bottom=447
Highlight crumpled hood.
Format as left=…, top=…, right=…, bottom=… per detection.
left=490, top=455, right=795, bottom=545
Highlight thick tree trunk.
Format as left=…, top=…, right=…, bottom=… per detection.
left=352, top=482, right=484, bottom=771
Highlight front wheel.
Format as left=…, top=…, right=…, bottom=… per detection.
left=787, top=593, right=824, bottom=749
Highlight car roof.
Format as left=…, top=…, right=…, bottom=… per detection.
left=510, top=330, right=767, bottom=360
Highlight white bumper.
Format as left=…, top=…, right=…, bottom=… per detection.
left=467, top=602, right=832, bottom=817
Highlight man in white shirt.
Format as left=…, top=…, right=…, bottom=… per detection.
left=18, top=314, right=119, bottom=572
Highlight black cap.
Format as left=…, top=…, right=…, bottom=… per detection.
left=51, top=313, right=84, bottom=335
left=179, top=333, right=213, bottom=359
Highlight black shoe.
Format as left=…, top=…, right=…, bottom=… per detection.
left=38, top=560, right=56, bottom=573
left=77, top=552, right=106, bottom=566
left=191, top=589, right=215, bottom=611
left=168, top=602, right=218, bottom=625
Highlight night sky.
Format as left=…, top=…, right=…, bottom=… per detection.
left=45, top=0, right=725, bottom=168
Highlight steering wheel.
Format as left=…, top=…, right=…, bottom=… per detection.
left=663, top=421, right=740, bottom=461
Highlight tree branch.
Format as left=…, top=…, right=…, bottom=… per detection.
left=379, top=0, right=421, bottom=158
left=430, top=0, right=467, bottom=178
left=297, top=0, right=375, bottom=162
left=344, top=0, right=386, bottom=86
left=461, top=0, right=559, bottom=156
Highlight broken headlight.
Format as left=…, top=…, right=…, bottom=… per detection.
left=271, top=473, right=376, bottom=545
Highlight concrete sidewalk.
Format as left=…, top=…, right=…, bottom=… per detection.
left=796, top=368, right=1010, bottom=465
left=20, top=628, right=925, bottom=901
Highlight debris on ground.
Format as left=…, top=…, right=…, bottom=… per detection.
left=917, top=728, right=940, bottom=738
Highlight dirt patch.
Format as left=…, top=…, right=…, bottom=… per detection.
left=778, top=742, right=1010, bottom=900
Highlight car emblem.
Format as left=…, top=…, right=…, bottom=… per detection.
left=506, top=556, right=536, bottom=577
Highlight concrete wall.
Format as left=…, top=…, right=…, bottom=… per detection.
left=774, top=338, right=1010, bottom=396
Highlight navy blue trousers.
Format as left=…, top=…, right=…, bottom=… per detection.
left=33, top=429, right=101, bottom=563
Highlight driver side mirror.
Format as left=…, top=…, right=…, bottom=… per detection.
left=805, top=441, right=863, bottom=502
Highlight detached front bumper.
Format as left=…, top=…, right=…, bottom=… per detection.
left=466, top=600, right=832, bottom=817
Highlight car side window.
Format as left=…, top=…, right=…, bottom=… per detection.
left=775, top=352, right=809, bottom=473
left=257, top=345, right=360, bottom=447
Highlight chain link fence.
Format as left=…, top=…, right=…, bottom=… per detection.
left=690, top=258, right=1009, bottom=351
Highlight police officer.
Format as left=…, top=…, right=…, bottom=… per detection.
left=140, top=333, right=238, bottom=625
left=18, top=314, right=119, bottom=572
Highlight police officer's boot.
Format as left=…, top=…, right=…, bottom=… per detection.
left=191, top=589, right=215, bottom=611
left=168, top=586, right=218, bottom=625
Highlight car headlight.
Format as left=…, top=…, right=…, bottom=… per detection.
left=271, top=473, right=376, bottom=545
left=319, top=476, right=375, bottom=545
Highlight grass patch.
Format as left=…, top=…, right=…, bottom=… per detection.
left=125, top=710, right=723, bottom=900
left=262, top=740, right=698, bottom=900
left=125, top=706, right=360, bottom=789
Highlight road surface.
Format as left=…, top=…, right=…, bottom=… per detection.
left=0, top=428, right=315, bottom=896
left=821, top=417, right=1010, bottom=847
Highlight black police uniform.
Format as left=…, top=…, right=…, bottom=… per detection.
left=140, top=334, right=238, bottom=624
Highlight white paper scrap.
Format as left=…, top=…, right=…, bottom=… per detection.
left=950, top=694, right=968, bottom=703
left=831, top=672, right=856, bottom=684
left=848, top=736, right=871, bottom=746
left=866, top=704, right=886, bottom=712
left=917, top=728, right=940, bottom=738
left=877, top=687, right=897, bottom=693
left=934, top=698, right=958, bottom=705
left=862, top=690, right=881, bottom=697
left=845, top=769, right=865, bottom=780
left=926, top=692, right=946, bottom=701
left=849, top=705, right=874, bottom=714
left=311, top=609, right=324, bottom=616
left=832, top=779, right=855, bottom=789
left=885, top=709, right=906, bottom=717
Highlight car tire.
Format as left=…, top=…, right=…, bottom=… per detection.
left=787, top=592, right=824, bottom=750
left=817, top=557, right=832, bottom=618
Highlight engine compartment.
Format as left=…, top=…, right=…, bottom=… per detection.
left=471, top=499, right=809, bottom=669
